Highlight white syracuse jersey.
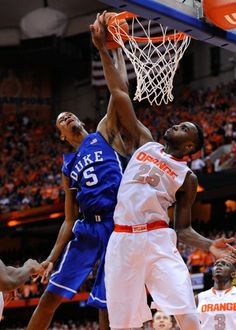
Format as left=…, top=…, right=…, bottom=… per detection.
left=0, top=291, right=3, bottom=320
left=197, top=286, right=236, bottom=330
left=114, top=142, right=190, bottom=225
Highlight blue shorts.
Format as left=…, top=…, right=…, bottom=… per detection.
left=47, top=216, right=114, bottom=309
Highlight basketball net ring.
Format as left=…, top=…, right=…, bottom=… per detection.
left=107, top=11, right=191, bottom=106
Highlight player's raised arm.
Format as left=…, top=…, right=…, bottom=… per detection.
left=95, top=47, right=128, bottom=154
left=90, top=12, right=153, bottom=146
left=112, top=48, right=129, bottom=94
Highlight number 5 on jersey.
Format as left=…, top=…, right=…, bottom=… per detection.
left=83, top=167, right=98, bottom=186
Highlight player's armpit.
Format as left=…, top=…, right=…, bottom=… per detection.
left=174, top=172, right=198, bottom=230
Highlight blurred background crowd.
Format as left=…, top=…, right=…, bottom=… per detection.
left=1, top=81, right=236, bottom=214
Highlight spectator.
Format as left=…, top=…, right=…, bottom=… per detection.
left=196, top=259, right=236, bottom=329
left=152, top=311, right=175, bottom=330
left=190, top=151, right=205, bottom=173
left=187, top=248, right=206, bottom=274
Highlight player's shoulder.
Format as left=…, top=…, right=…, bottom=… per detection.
left=138, top=140, right=162, bottom=150
left=187, top=170, right=198, bottom=183
left=198, top=288, right=213, bottom=301
left=131, top=141, right=161, bottom=158
left=179, top=170, right=198, bottom=195
left=232, top=286, right=236, bottom=293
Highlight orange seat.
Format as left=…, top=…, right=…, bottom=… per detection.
left=203, top=0, right=236, bottom=30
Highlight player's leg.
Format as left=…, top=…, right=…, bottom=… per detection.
left=28, top=223, right=100, bottom=330
left=105, top=232, right=152, bottom=328
left=90, top=256, right=109, bottom=330
left=91, top=257, right=109, bottom=330
left=146, top=229, right=197, bottom=316
left=174, top=313, right=200, bottom=330
left=27, top=291, right=62, bottom=330
left=87, top=221, right=114, bottom=330
left=99, top=309, right=109, bottom=330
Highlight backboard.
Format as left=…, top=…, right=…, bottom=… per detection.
left=98, top=0, right=236, bottom=52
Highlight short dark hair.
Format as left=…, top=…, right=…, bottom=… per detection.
left=192, top=122, right=204, bottom=154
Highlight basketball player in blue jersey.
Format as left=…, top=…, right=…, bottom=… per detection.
left=27, top=24, right=151, bottom=330
left=89, top=12, right=236, bottom=330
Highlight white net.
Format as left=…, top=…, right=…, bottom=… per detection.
left=108, top=15, right=191, bottom=105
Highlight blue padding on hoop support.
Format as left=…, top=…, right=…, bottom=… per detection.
left=99, top=0, right=236, bottom=52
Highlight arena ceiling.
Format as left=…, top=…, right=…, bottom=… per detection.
left=0, top=0, right=109, bottom=28
left=0, top=0, right=112, bottom=45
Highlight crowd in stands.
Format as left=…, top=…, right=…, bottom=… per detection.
left=0, top=112, right=66, bottom=213
left=133, top=81, right=236, bottom=172
left=48, top=321, right=99, bottom=330
left=1, top=81, right=236, bottom=214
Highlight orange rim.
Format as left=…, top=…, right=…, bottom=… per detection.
left=107, top=11, right=189, bottom=43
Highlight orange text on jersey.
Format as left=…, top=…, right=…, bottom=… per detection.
left=201, top=303, right=236, bottom=312
left=136, top=151, right=178, bottom=179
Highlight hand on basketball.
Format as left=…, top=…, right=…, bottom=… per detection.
left=209, top=237, right=236, bottom=263
left=90, top=11, right=107, bottom=50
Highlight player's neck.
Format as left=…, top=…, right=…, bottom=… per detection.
left=71, top=131, right=89, bottom=149
left=163, top=144, right=184, bottom=159
left=214, top=280, right=233, bottom=291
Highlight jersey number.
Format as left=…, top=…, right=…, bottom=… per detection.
left=214, top=314, right=226, bottom=330
left=83, top=167, right=98, bottom=186
left=133, top=164, right=160, bottom=187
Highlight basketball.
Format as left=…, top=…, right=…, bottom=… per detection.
left=94, top=12, right=129, bottom=49
left=203, top=0, right=236, bottom=30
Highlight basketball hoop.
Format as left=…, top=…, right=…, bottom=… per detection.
left=107, top=11, right=191, bottom=105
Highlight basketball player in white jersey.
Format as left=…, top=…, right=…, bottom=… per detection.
left=91, top=12, right=236, bottom=330
left=196, top=258, right=236, bottom=329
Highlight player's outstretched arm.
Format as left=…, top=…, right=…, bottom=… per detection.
left=175, top=172, right=236, bottom=262
left=95, top=47, right=130, bottom=153
left=0, top=259, right=44, bottom=291
left=91, top=12, right=153, bottom=147
left=42, top=174, right=79, bottom=277
left=112, top=48, right=129, bottom=94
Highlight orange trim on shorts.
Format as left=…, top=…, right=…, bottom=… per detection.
left=114, top=220, right=169, bottom=233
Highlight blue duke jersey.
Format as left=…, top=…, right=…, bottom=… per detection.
left=47, top=132, right=127, bottom=309
left=62, top=132, right=125, bottom=215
